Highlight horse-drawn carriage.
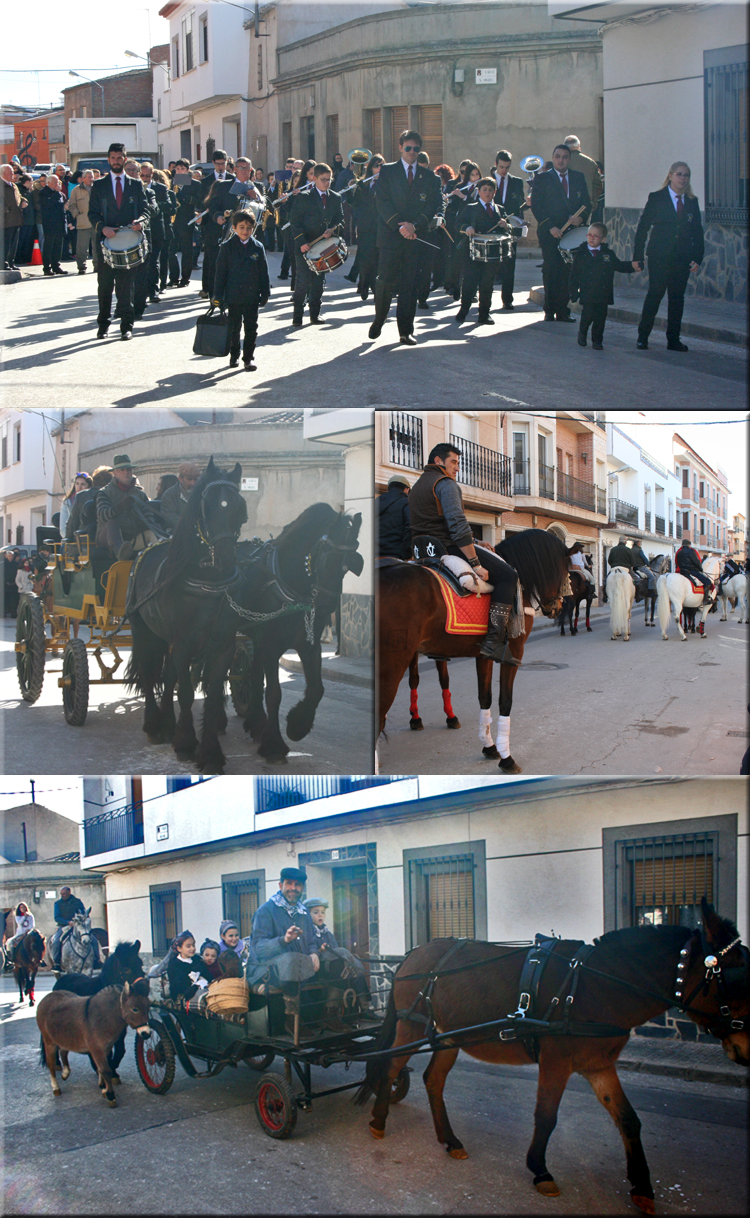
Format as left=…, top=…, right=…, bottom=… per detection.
left=14, top=534, right=132, bottom=725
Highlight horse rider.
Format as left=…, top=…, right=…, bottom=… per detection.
left=408, top=442, right=519, bottom=661
left=48, top=886, right=100, bottom=969
left=246, top=867, right=322, bottom=1035
left=4, top=901, right=35, bottom=965
left=630, top=540, right=657, bottom=597
left=567, top=542, right=595, bottom=585
left=720, top=556, right=742, bottom=588
left=377, top=474, right=411, bottom=560
left=675, top=538, right=713, bottom=605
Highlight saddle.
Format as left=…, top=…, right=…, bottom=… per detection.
left=411, top=535, right=493, bottom=598
left=678, top=570, right=713, bottom=592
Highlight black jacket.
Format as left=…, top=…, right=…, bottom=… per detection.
left=458, top=198, right=508, bottom=260
left=213, top=232, right=270, bottom=306
left=633, top=187, right=704, bottom=266
left=149, top=180, right=176, bottom=241
left=349, top=178, right=379, bottom=241
left=568, top=243, right=634, bottom=306
left=167, top=953, right=213, bottom=1001
left=38, top=186, right=66, bottom=234
left=375, top=161, right=443, bottom=251
left=173, top=179, right=202, bottom=232
left=675, top=545, right=703, bottom=573
left=377, top=488, right=411, bottom=559
left=290, top=187, right=344, bottom=249
left=530, top=168, right=590, bottom=244
left=88, top=174, right=149, bottom=243
left=493, top=172, right=526, bottom=216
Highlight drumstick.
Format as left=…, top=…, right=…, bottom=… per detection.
left=558, top=206, right=585, bottom=237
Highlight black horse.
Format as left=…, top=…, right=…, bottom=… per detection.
left=125, top=458, right=251, bottom=773
left=231, top=504, right=364, bottom=762
left=53, top=940, right=144, bottom=1082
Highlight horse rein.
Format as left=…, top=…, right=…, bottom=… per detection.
left=196, top=479, right=245, bottom=563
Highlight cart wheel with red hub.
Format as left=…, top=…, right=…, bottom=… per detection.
left=135, top=1019, right=176, bottom=1094
left=255, top=1072, right=298, bottom=1138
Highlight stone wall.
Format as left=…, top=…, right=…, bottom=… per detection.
left=605, top=207, right=747, bottom=306
left=340, top=591, right=373, bottom=658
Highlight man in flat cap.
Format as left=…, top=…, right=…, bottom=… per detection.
left=248, top=866, right=321, bottom=1036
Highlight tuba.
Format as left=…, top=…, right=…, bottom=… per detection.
left=347, top=148, right=372, bottom=181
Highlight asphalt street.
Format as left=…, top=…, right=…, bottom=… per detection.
left=2, top=974, right=747, bottom=1216
left=0, top=624, right=372, bottom=775
left=378, top=609, right=749, bottom=776
left=1, top=255, right=746, bottom=410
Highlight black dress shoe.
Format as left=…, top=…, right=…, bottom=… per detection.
left=148, top=294, right=160, bottom=303
left=291, top=319, right=303, bottom=327
left=96, top=328, right=109, bottom=339
left=77, top=267, right=86, bottom=274
left=416, top=300, right=431, bottom=310
left=121, top=330, right=133, bottom=341
left=636, top=338, right=648, bottom=349
left=556, top=312, right=575, bottom=322
left=229, top=357, right=239, bottom=368
left=53, top=266, right=69, bottom=275
left=577, top=336, right=587, bottom=347
left=477, top=316, right=495, bottom=325
left=592, top=342, right=603, bottom=350
left=359, top=287, right=368, bottom=301
left=399, top=334, right=418, bottom=346
left=667, top=340, right=689, bottom=351
left=244, top=360, right=257, bottom=371
left=368, top=322, right=382, bottom=339
left=343, top=271, right=357, bottom=282
left=309, top=317, right=325, bottom=324
left=455, top=310, right=468, bottom=323
left=502, top=302, right=514, bottom=310
left=544, top=313, right=555, bottom=321
left=277, top=273, right=289, bottom=280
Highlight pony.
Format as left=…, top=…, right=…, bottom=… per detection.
left=355, top=899, right=750, bottom=1214
left=125, top=457, right=249, bottom=773
left=657, top=554, right=721, bottom=641
left=54, top=940, right=144, bottom=1082
left=59, top=909, right=97, bottom=976
left=718, top=571, right=748, bottom=624
left=377, top=529, right=569, bottom=773
left=231, top=504, right=363, bottom=762
left=606, top=566, right=635, bottom=641
left=558, top=568, right=595, bottom=636
left=37, top=979, right=151, bottom=1106
left=12, top=928, right=46, bottom=1006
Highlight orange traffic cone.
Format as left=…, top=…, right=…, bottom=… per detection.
left=31, top=238, right=42, bottom=266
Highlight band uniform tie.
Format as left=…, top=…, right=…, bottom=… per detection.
left=561, top=173, right=568, bottom=197
left=407, top=165, right=414, bottom=186
left=676, top=194, right=684, bottom=217
left=115, top=176, right=123, bottom=208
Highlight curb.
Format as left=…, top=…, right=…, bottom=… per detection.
left=617, top=1056, right=749, bottom=1089
left=279, top=653, right=374, bottom=689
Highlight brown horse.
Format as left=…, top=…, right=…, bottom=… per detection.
left=355, top=900, right=750, bottom=1214
left=558, top=568, right=596, bottom=636
left=406, top=656, right=461, bottom=731
left=36, top=979, right=151, bottom=1106
left=378, top=529, right=569, bottom=772
left=12, top=929, right=46, bottom=1006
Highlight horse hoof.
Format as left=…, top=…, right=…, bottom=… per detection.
left=409, top=718, right=424, bottom=731
left=448, top=1147, right=469, bottom=1160
left=53, top=1088, right=62, bottom=1097
left=28, top=998, right=35, bottom=1007
left=112, top=1074, right=121, bottom=1084
left=446, top=717, right=461, bottom=729
left=630, top=1193, right=655, bottom=1214
left=482, top=745, right=500, bottom=760
left=369, top=1124, right=385, bottom=1140
left=498, top=756, right=522, bottom=774
left=61, top=1068, right=70, bottom=1080
left=107, top=1097, right=117, bottom=1108
left=534, top=1180, right=560, bottom=1198
left=586, top=626, right=592, bottom=632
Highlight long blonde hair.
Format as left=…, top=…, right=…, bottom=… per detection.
left=659, top=162, right=695, bottom=199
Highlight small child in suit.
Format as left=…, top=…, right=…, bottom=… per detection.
left=568, top=222, right=637, bottom=349
left=212, top=210, right=270, bottom=371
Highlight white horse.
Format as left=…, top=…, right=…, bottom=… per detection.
left=58, top=909, right=97, bottom=976
left=718, top=573, right=748, bottom=624
left=657, top=554, right=721, bottom=641
left=606, top=566, right=635, bottom=641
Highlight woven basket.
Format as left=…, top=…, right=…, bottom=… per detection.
left=206, top=977, right=250, bottom=1015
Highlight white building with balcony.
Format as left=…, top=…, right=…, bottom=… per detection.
left=672, top=432, right=730, bottom=559
left=604, top=424, right=682, bottom=569
left=0, top=409, right=59, bottom=549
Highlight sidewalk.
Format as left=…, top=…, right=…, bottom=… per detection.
left=618, top=1034, right=749, bottom=1089
left=280, top=647, right=373, bottom=688
left=514, top=253, right=747, bottom=347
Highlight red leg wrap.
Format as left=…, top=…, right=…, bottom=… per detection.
left=442, top=690, right=455, bottom=718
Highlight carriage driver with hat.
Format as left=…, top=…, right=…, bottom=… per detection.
left=95, top=453, right=166, bottom=561
left=409, top=443, right=519, bottom=660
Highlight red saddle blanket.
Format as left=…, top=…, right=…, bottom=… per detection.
left=425, top=566, right=490, bottom=635
left=678, top=571, right=714, bottom=591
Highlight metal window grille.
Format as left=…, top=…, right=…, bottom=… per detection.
left=538, top=462, right=555, bottom=500
left=389, top=411, right=423, bottom=469
left=616, top=834, right=716, bottom=929
left=704, top=54, right=748, bottom=221
left=83, top=806, right=144, bottom=855
left=644, top=510, right=652, bottom=532
left=255, top=775, right=397, bottom=813
left=408, top=854, right=475, bottom=944
left=449, top=434, right=512, bottom=495
left=655, top=515, right=665, bottom=535
left=223, top=878, right=260, bottom=939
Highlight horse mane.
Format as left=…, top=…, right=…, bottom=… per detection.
left=496, top=529, right=569, bottom=602
left=593, top=924, right=688, bottom=951
left=275, top=503, right=340, bottom=548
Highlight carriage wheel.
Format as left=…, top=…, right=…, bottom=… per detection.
left=62, top=638, right=89, bottom=726
left=389, top=1067, right=411, bottom=1104
left=134, top=1019, right=176, bottom=1094
left=243, top=1050, right=276, bottom=1072
left=229, top=639, right=254, bottom=718
left=255, top=1072, right=298, bottom=1139
left=15, top=594, right=46, bottom=703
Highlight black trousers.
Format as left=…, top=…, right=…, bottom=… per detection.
left=42, top=230, right=63, bottom=271
left=293, top=252, right=325, bottom=320
left=202, top=233, right=221, bottom=294
left=638, top=257, right=691, bottom=343
left=497, top=243, right=516, bottom=306
left=173, top=225, right=194, bottom=283
left=446, top=544, right=517, bottom=605
left=579, top=301, right=608, bottom=344
left=2, top=224, right=20, bottom=267
left=373, top=239, right=424, bottom=337
left=539, top=236, right=570, bottom=317
left=280, top=226, right=294, bottom=279
left=97, top=259, right=135, bottom=332
left=227, top=302, right=259, bottom=361
left=167, top=228, right=181, bottom=285
left=460, top=257, right=496, bottom=318
left=147, top=232, right=164, bottom=296
left=133, top=251, right=150, bottom=315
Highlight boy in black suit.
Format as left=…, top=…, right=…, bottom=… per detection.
left=212, top=210, right=270, bottom=371
left=88, top=143, right=150, bottom=339
left=456, top=177, right=510, bottom=324
left=493, top=150, right=526, bottom=308
left=568, top=222, right=637, bottom=349
left=290, top=163, right=344, bottom=326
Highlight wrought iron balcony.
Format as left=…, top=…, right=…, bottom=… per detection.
left=513, top=457, right=530, bottom=495
left=389, top=411, right=423, bottom=470
left=557, top=469, right=596, bottom=512
left=256, top=776, right=399, bottom=813
left=655, top=515, right=665, bottom=535
left=609, top=498, right=639, bottom=527
left=83, top=806, right=144, bottom=855
left=596, top=487, right=606, bottom=515
left=645, top=511, right=652, bottom=531
left=449, top=434, right=513, bottom=496
left=538, top=462, right=554, bottom=500
left=676, top=522, right=683, bottom=539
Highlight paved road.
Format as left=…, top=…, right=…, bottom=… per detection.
left=3, top=975, right=747, bottom=1215
left=0, top=623, right=372, bottom=775
left=1, top=256, right=745, bottom=410
left=378, top=609, right=749, bottom=776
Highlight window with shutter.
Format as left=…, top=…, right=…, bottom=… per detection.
left=371, top=109, right=382, bottom=155
left=390, top=107, right=409, bottom=155
left=417, top=104, right=443, bottom=164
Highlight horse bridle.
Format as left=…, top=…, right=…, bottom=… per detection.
left=196, top=479, right=245, bottom=562
left=673, top=931, right=750, bottom=1040
left=304, top=532, right=361, bottom=601
left=61, top=919, right=93, bottom=963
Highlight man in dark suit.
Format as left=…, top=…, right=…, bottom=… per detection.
left=369, top=129, right=444, bottom=345
left=138, top=161, right=172, bottom=301
left=170, top=158, right=201, bottom=287
left=290, top=163, right=344, bottom=326
left=633, top=161, right=704, bottom=352
left=87, top=142, right=150, bottom=340
left=197, top=149, right=235, bottom=299
left=207, top=157, right=263, bottom=246
left=492, top=150, right=526, bottom=309
left=530, top=144, right=590, bottom=322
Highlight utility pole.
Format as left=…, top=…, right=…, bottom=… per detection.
left=30, top=779, right=36, bottom=803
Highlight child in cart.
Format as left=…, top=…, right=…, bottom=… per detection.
left=302, top=898, right=374, bottom=1013
left=166, top=931, right=213, bottom=1001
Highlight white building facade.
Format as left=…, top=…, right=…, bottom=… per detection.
left=604, top=422, right=683, bottom=568
left=0, top=409, right=59, bottom=549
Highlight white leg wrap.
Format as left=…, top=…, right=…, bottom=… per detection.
left=496, top=715, right=511, bottom=759
left=478, top=708, right=493, bottom=748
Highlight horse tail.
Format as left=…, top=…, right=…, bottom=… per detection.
left=656, top=574, right=671, bottom=635
left=38, top=1033, right=59, bottom=1071
left=124, top=617, right=169, bottom=695
left=353, top=987, right=398, bottom=1106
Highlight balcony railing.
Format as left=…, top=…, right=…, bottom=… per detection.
left=449, top=434, right=513, bottom=496
left=389, top=411, right=423, bottom=470
left=84, top=807, right=144, bottom=856
left=597, top=486, right=606, bottom=515
left=676, top=521, right=683, bottom=538
left=538, top=462, right=555, bottom=500
left=645, top=510, right=652, bottom=531
left=557, top=469, right=598, bottom=512
left=668, top=520, right=674, bottom=537
left=256, top=776, right=399, bottom=813
left=513, top=457, right=530, bottom=495
left=609, top=498, right=639, bottom=527
left=655, top=514, right=665, bottom=535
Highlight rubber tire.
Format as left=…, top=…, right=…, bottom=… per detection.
left=390, top=1067, right=411, bottom=1104
left=16, top=593, right=46, bottom=703
left=229, top=638, right=254, bottom=718
left=255, top=1072, right=298, bottom=1139
left=62, top=637, right=89, bottom=726
left=243, top=1050, right=276, bottom=1072
left=134, top=1019, right=176, bottom=1094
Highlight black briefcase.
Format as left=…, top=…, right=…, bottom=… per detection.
left=193, top=306, right=231, bottom=357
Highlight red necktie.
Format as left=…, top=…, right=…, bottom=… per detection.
left=485, top=203, right=493, bottom=215
left=115, top=176, right=123, bottom=208
left=561, top=173, right=568, bottom=197
left=320, top=191, right=327, bottom=205
left=592, top=248, right=599, bottom=256
left=676, top=195, right=684, bottom=216
left=407, top=165, right=414, bottom=186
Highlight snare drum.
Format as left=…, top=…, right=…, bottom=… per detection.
left=507, top=216, right=528, bottom=240
left=304, top=235, right=348, bottom=276
left=469, top=233, right=510, bottom=263
left=558, top=227, right=587, bottom=264
left=101, top=227, right=148, bottom=271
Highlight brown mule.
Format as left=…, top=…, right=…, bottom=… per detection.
left=36, top=980, right=151, bottom=1106
left=355, top=901, right=750, bottom=1214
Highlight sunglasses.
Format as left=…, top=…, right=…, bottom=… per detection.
left=402, top=145, right=420, bottom=152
